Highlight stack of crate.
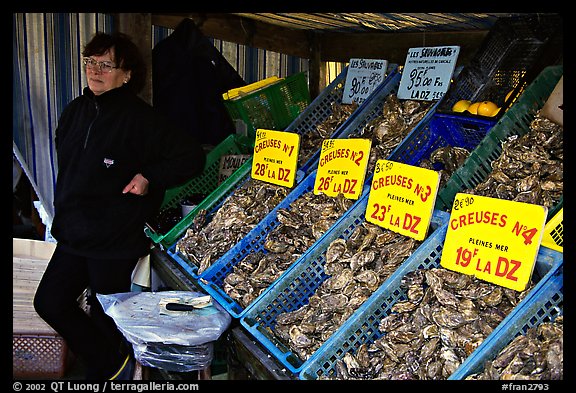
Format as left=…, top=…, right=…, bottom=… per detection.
left=13, top=238, right=70, bottom=379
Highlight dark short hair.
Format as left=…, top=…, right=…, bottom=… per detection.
left=83, top=31, right=146, bottom=93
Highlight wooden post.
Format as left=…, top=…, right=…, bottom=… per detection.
left=113, top=13, right=153, bottom=105
left=307, top=31, right=326, bottom=101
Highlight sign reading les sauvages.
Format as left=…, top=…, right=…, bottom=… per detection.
left=342, top=58, right=388, bottom=105
left=251, top=129, right=300, bottom=188
left=314, top=138, right=371, bottom=200
left=365, top=160, right=440, bottom=241
left=398, top=46, right=460, bottom=101
left=440, top=193, right=548, bottom=292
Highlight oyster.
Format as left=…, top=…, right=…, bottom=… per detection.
left=464, top=111, right=562, bottom=208
left=420, top=145, right=470, bottom=188
left=348, top=93, right=434, bottom=176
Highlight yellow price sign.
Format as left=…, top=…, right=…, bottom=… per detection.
left=440, top=193, right=548, bottom=291
left=314, top=138, right=371, bottom=200
left=365, top=160, right=440, bottom=240
left=251, top=129, right=300, bottom=188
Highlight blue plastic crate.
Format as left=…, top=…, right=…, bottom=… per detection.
left=239, top=194, right=450, bottom=374
left=298, top=243, right=563, bottom=380
left=387, top=112, right=497, bottom=167
left=165, top=65, right=398, bottom=279
left=450, top=255, right=563, bottom=380
left=197, top=170, right=371, bottom=318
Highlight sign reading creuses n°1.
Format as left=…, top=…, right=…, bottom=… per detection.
left=314, top=138, right=371, bottom=200
left=440, top=193, right=548, bottom=291
left=365, top=160, right=440, bottom=240
left=251, top=129, right=300, bottom=188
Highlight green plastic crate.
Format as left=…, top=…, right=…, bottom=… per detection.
left=223, top=72, right=311, bottom=138
left=435, top=65, right=563, bottom=221
left=144, top=134, right=254, bottom=248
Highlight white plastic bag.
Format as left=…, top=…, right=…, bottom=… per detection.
left=98, top=291, right=231, bottom=372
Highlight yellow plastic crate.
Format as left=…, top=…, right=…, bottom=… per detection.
left=542, top=208, right=562, bottom=252
left=222, top=76, right=282, bottom=100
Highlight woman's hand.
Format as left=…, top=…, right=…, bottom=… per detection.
left=122, top=173, right=149, bottom=196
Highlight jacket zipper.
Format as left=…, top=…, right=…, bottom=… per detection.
left=83, top=101, right=100, bottom=149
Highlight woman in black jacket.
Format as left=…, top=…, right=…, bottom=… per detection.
left=34, top=31, right=206, bottom=380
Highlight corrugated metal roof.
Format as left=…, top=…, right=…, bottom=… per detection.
left=230, top=13, right=526, bottom=33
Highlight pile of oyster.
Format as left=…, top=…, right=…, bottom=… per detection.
left=176, top=180, right=289, bottom=274
left=349, top=94, right=433, bottom=175
left=321, top=267, right=533, bottom=380
left=222, top=192, right=353, bottom=308
left=466, top=315, right=563, bottom=380
left=272, top=221, right=421, bottom=362
left=464, top=111, right=563, bottom=208
left=176, top=101, right=361, bottom=274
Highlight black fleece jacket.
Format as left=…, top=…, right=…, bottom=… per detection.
left=50, top=85, right=206, bottom=259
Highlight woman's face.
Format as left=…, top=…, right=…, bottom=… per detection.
left=85, top=48, right=131, bottom=96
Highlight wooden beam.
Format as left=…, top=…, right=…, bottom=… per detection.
left=152, top=13, right=488, bottom=66
left=113, top=13, right=153, bottom=105
left=152, top=13, right=312, bottom=59
left=319, top=30, right=488, bottom=65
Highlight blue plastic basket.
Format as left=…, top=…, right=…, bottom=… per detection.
left=386, top=112, right=497, bottom=168
left=450, top=255, right=563, bottom=380
left=239, top=194, right=451, bottom=374
left=197, top=170, right=371, bottom=318
left=298, top=243, right=563, bottom=380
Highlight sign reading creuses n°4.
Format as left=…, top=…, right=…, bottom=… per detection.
left=440, top=193, right=548, bottom=291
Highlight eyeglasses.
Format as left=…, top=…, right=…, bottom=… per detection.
left=82, top=57, right=118, bottom=73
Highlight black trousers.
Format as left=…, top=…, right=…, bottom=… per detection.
left=33, top=244, right=139, bottom=379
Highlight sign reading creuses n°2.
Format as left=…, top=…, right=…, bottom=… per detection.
left=313, top=138, right=371, bottom=200
left=440, top=193, right=548, bottom=291
left=251, top=129, right=300, bottom=188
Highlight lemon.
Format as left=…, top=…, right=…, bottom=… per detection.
left=490, top=106, right=501, bottom=117
left=477, top=101, right=499, bottom=117
left=452, top=99, right=472, bottom=113
left=467, top=102, right=480, bottom=115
